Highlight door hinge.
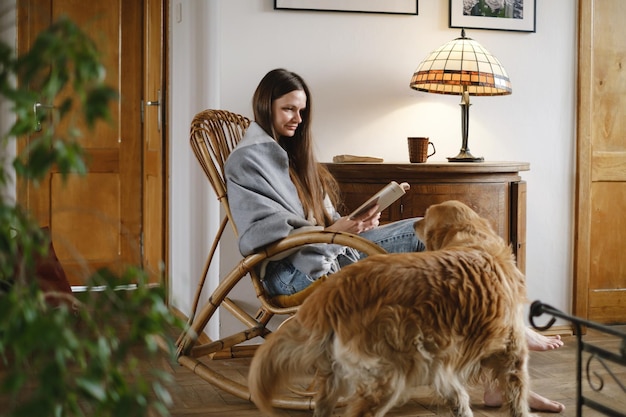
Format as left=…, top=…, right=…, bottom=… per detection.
left=140, top=231, right=144, bottom=261
left=146, top=90, right=162, bottom=132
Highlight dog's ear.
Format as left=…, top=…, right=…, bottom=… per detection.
left=414, top=217, right=447, bottom=251
left=425, top=225, right=451, bottom=250
left=414, top=205, right=451, bottom=251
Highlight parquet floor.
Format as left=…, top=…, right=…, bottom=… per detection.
left=155, top=325, right=626, bottom=417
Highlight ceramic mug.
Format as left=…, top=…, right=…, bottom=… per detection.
left=407, top=137, right=436, bottom=163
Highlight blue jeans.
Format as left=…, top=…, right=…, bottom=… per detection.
left=262, top=218, right=425, bottom=297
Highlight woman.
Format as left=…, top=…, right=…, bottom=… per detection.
left=225, top=68, right=424, bottom=298
left=224, top=68, right=564, bottom=413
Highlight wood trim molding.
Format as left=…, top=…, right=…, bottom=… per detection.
left=572, top=0, right=593, bottom=320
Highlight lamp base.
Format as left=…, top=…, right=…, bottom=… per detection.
left=447, top=149, right=484, bottom=163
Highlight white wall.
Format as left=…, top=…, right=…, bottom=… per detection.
left=169, top=0, right=577, bottom=331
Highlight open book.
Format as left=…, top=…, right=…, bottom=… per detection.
left=348, top=181, right=410, bottom=220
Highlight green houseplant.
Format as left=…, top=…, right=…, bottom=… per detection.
left=0, top=16, right=181, bottom=417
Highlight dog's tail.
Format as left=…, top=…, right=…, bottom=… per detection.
left=248, top=315, right=330, bottom=416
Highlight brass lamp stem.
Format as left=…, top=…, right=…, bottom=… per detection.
left=447, top=89, right=484, bottom=162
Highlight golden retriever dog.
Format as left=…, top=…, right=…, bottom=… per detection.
left=248, top=200, right=534, bottom=417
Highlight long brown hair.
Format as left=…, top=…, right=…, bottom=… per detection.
left=252, top=69, right=340, bottom=226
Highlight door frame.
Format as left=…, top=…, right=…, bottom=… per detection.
left=573, top=0, right=592, bottom=322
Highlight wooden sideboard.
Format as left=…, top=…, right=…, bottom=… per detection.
left=324, top=161, right=529, bottom=272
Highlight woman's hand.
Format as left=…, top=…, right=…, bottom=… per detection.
left=326, top=204, right=381, bottom=234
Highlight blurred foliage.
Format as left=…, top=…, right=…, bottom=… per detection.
left=0, top=270, right=180, bottom=417
left=0, top=15, right=182, bottom=417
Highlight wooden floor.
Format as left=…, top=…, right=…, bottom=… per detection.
left=154, top=325, right=626, bottom=417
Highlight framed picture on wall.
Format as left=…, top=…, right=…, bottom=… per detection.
left=449, top=0, right=536, bottom=32
left=274, top=0, right=418, bottom=15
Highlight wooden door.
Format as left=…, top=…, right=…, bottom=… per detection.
left=574, top=0, right=626, bottom=324
left=16, top=0, right=165, bottom=286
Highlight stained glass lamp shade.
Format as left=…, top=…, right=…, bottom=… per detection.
left=409, top=29, right=512, bottom=162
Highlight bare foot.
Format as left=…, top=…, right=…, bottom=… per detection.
left=526, top=327, right=564, bottom=351
left=484, top=389, right=565, bottom=413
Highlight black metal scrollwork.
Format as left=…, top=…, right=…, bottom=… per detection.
left=529, top=300, right=626, bottom=417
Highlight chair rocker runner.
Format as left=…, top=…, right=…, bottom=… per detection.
left=176, top=109, right=387, bottom=409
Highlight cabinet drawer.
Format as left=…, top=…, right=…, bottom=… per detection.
left=401, top=182, right=509, bottom=240
left=325, top=162, right=528, bottom=271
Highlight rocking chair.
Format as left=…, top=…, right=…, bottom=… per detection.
left=175, top=109, right=386, bottom=409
